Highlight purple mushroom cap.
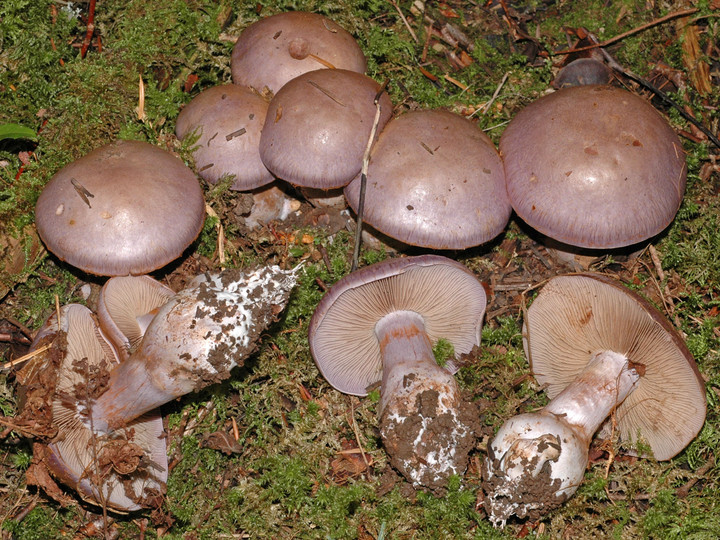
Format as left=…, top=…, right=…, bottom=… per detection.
left=231, top=11, right=367, bottom=96
left=344, top=109, right=511, bottom=249
left=176, top=84, right=274, bottom=190
left=35, top=140, right=206, bottom=276
left=259, top=69, right=393, bottom=189
left=500, top=85, right=687, bottom=249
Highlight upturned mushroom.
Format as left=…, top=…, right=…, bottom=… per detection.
left=344, top=109, right=511, bottom=250
left=500, top=85, right=686, bottom=259
left=35, top=140, right=206, bottom=276
left=90, top=265, right=300, bottom=432
left=20, top=304, right=167, bottom=512
left=97, top=275, right=175, bottom=361
left=231, top=11, right=367, bottom=96
left=309, top=255, right=485, bottom=491
left=483, top=273, right=706, bottom=526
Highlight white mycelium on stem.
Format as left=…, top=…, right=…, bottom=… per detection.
left=483, top=350, right=639, bottom=526
left=376, top=310, right=476, bottom=488
left=309, top=255, right=486, bottom=492
left=90, top=265, right=299, bottom=432
left=482, top=273, right=706, bottom=527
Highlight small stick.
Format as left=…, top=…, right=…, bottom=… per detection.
left=55, top=295, right=61, bottom=333
left=347, top=398, right=371, bottom=474
left=389, top=0, right=418, bottom=43
left=552, top=8, right=699, bottom=57
left=136, top=76, right=145, bottom=121
left=478, top=72, right=510, bottom=116
left=0, top=344, right=51, bottom=371
left=80, top=0, right=97, bottom=59
left=351, top=81, right=388, bottom=272
left=647, top=245, right=665, bottom=282
left=443, top=74, right=468, bottom=91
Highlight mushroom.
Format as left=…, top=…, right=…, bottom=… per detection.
left=21, top=304, right=167, bottom=512
left=500, top=85, right=686, bottom=258
left=35, top=140, right=206, bottom=276
left=344, top=109, right=511, bottom=250
left=96, top=275, right=175, bottom=361
left=231, top=11, right=367, bottom=96
left=89, top=265, right=300, bottom=432
left=483, top=273, right=706, bottom=526
left=309, top=255, right=485, bottom=491
left=552, top=58, right=611, bottom=88
left=259, top=68, right=393, bottom=191
left=175, top=84, right=274, bottom=190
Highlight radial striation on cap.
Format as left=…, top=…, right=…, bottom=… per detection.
left=35, top=140, right=206, bottom=276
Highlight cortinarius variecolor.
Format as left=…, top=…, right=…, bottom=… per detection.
left=309, top=255, right=485, bottom=491
left=483, top=274, right=706, bottom=526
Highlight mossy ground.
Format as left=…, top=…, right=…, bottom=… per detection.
left=1, top=1, right=719, bottom=538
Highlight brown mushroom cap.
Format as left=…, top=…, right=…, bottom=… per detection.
left=501, top=85, right=687, bottom=249
left=35, top=140, right=205, bottom=276
left=309, top=255, right=486, bottom=396
left=231, top=11, right=367, bottom=95
left=524, top=273, right=706, bottom=460
left=175, top=84, right=274, bottom=190
left=97, top=275, right=175, bottom=360
left=344, top=109, right=511, bottom=249
left=30, top=304, right=167, bottom=512
left=259, top=69, right=393, bottom=189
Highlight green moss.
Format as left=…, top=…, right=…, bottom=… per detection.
left=432, top=338, right=455, bottom=367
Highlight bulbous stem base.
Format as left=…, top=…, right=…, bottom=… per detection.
left=483, top=350, right=640, bottom=526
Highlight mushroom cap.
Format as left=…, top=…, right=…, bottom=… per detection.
left=231, top=11, right=367, bottom=95
left=344, top=109, right=511, bottom=249
left=501, top=85, right=687, bottom=249
left=175, top=84, right=274, bottom=190
left=259, top=69, right=393, bottom=189
left=35, top=140, right=205, bottom=276
left=97, top=275, right=175, bottom=360
left=308, top=254, right=487, bottom=396
left=552, top=58, right=611, bottom=88
left=32, top=304, right=167, bottom=512
left=524, top=273, right=706, bottom=460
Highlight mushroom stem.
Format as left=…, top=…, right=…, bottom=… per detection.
left=376, top=310, right=477, bottom=491
left=90, top=265, right=299, bottom=433
left=85, top=359, right=177, bottom=433
left=483, top=350, right=640, bottom=526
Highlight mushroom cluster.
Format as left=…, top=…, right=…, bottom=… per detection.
left=17, top=6, right=707, bottom=531
left=28, top=95, right=301, bottom=510
left=174, top=10, right=511, bottom=250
